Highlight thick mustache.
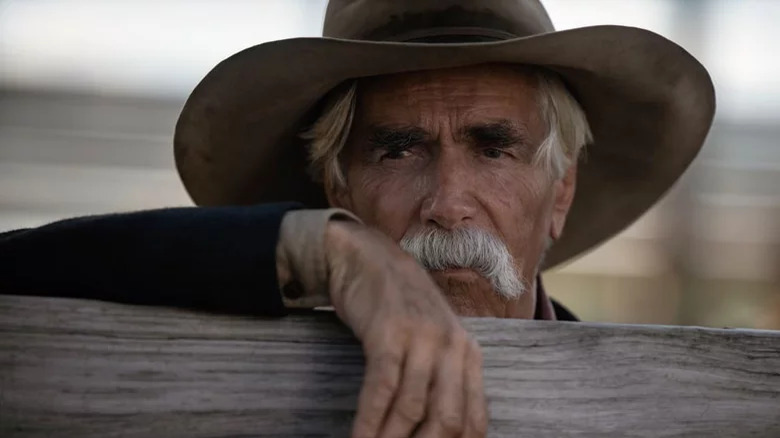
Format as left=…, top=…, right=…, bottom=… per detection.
left=399, top=227, right=525, bottom=299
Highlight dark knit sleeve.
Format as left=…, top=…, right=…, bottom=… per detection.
left=0, top=203, right=302, bottom=316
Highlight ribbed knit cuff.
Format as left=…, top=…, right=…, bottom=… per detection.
left=277, top=208, right=361, bottom=309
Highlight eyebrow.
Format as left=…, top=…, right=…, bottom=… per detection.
left=461, top=120, right=530, bottom=148
left=367, top=125, right=429, bottom=150
left=364, top=120, right=530, bottom=151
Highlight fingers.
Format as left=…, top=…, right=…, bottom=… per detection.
left=352, top=342, right=404, bottom=438
left=379, top=339, right=436, bottom=438
left=354, top=328, right=487, bottom=438
left=412, top=331, right=469, bottom=438
left=463, top=339, right=488, bottom=438
left=433, top=335, right=468, bottom=435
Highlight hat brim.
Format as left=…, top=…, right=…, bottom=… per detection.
left=174, top=25, right=715, bottom=269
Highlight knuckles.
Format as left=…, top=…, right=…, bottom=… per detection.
left=434, top=406, right=466, bottom=434
left=447, top=328, right=471, bottom=348
left=396, top=394, right=427, bottom=424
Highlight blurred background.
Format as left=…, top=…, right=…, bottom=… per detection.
left=1, top=0, right=778, bottom=329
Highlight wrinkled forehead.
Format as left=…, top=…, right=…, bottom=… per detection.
left=353, top=63, right=543, bottom=131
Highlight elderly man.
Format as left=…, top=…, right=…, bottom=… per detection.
left=1, top=0, right=714, bottom=437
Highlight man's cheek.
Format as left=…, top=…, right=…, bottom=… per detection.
left=508, top=173, right=553, bottom=216
left=352, top=175, right=418, bottom=239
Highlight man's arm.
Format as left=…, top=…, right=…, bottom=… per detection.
left=1, top=203, right=489, bottom=437
left=0, top=203, right=300, bottom=315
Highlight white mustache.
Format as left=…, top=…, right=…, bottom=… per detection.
left=399, top=227, right=526, bottom=299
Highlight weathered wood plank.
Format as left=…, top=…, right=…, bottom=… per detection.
left=0, top=295, right=778, bottom=437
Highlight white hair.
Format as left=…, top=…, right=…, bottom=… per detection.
left=400, top=226, right=526, bottom=299
left=302, top=66, right=593, bottom=193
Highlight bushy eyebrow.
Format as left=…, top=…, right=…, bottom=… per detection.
left=364, top=120, right=530, bottom=151
left=462, top=120, right=530, bottom=148
left=367, top=125, right=428, bottom=150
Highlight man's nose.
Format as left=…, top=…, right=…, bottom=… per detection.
left=419, top=151, right=478, bottom=230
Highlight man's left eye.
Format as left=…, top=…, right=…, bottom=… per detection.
left=482, top=148, right=504, bottom=159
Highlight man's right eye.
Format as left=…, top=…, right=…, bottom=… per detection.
left=380, top=148, right=413, bottom=160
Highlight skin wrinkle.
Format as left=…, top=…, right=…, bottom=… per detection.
left=309, top=64, right=592, bottom=195
left=367, top=121, right=532, bottom=158
left=328, top=65, right=578, bottom=318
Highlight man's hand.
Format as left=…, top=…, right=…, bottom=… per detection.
left=325, top=220, right=488, bottom=438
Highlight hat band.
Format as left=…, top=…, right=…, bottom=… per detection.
left=382, top=26, right=519, bottom=43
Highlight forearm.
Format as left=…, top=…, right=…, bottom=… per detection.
left=0, top=203, right=300, bottom=315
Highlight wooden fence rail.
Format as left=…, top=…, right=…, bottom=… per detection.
left=1, top=295, right=778, bottom=437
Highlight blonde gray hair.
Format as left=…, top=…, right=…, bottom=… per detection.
left=302, top=67, right=592, bottom=192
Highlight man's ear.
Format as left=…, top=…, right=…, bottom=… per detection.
left=549, top=163, right=577, bottom=241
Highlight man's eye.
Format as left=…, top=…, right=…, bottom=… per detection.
left=380, top=148, right=412, bottom=160
left=482, top=148, right=504, bottom=159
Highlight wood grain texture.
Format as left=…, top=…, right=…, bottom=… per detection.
left=1, top=295, right=778, bottom=437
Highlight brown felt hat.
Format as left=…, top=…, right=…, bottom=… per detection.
left=174, top=0, right=715, bottom=269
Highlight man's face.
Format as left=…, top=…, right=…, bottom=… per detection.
left=329, top=64, right=577, bottom=318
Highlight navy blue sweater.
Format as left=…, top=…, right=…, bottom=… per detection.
left=0, top=203, right=301, bottom=315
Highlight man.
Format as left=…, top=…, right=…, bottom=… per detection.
left=1, top=1, right=714, bottom=437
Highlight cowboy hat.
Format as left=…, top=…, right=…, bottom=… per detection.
left=174, top=0, right=715, bottom=268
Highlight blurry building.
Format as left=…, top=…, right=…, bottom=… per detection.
left=1, top=0, right=778, bottom=328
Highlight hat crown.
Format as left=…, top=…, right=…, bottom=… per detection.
left=323, top=0, right=555, bottom=42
